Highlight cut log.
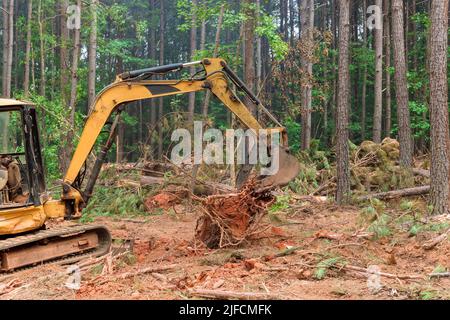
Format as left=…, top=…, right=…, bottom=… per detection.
left=359, top=185, right=430, bottom=201
left=140, top=176, right=165, bottom=186
left=411, top=168, right=430, bottom=178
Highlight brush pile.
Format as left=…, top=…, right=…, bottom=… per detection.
left=350, top=137, right=418, bottom=192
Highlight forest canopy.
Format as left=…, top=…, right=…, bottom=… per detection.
left=0, top=0, right=449, bottom=211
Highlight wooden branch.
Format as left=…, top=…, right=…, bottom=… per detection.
left=188, top=289, right=282, bottom=300
left=93, top=264, right=179, bottom=286
left=422, top=229, right=450, bottom=250
left=274, top=246, right=301, bottom=257
left=429, top=272, right=450, bottom=278
left=358, top=185, right=430, bottom=201
left=342, top=265, right=424, bottom=280
left=117, top=264, right=178, bottom=280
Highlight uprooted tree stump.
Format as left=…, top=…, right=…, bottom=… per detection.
left=193, top=178, right=275, bottom=248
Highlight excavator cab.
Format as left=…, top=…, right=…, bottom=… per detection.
left=0, top=100, right=46, bottom=210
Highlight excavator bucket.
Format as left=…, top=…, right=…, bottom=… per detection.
left=255, top=146, right=301, bottom=192
left=236, top=146, right=300, bottom=191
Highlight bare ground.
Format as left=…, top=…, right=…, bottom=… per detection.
left=0, top=201, right=449, bottom=300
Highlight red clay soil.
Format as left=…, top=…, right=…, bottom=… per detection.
left=0, top=204, right=449, bottom=300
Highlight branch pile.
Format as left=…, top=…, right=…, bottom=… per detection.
left=312, top=138, right=430, bottom=197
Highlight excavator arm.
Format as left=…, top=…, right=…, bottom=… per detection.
left=49, top=58, right=297, bottom=219
left=0, top=58, right=300, bottom=271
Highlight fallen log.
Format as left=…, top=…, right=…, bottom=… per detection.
left=188, top=289, right=282, bottom=300
left=358, top=185, right=430, bottom=201
left=422, top=228, right=450, bottom=250
left=140, top=176, right=165, bottom=186
left=411, top=168, right=430, bottom=178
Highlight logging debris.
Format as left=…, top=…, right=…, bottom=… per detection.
left=193, top=177, right=276, bottom=249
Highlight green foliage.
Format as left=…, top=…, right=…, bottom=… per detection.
left=15, top=93, right=70, bottom=181
left=81, top=185, right=150, bottom=222
left=284, top=117, right=301, bottom=154
left=314, top=256, right=344, bottom=280
left=269, top=194, right=291, bottom=213
left=400, top=200, right=414, bottom=212
left=367, top=214, right=392, bottom=239
left=255, top=14, right=288, bottom=61
left=419, top=290, right=436, bottom=300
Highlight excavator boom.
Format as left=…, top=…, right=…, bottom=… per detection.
left=0, top=58, right=299, bottom=271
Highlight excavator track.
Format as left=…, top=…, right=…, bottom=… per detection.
left=0, top=224, right=111, bottom=272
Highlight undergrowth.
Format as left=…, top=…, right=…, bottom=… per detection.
left=81, top=185, right=154, bottom=222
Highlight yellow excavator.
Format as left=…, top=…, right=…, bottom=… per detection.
left=0, top=58, right=300, bottom=271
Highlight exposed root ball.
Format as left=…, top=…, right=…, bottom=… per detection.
left=194, top=179, right=275, bottom=248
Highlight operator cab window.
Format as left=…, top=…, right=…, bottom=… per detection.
left=0, top=110, right=31, bottom=209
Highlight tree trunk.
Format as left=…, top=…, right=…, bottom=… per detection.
left=256, top=0, right=262, bottom=92
left=1, top=0, right=7, bottom=96
left=330, top=0, right=338, bottom=143
left=202, top=4, right=225, bottom=117
left=158, top=0, right=165, bottom=159
left=288, top=0, right=295, bottom=45
left=300, top=0, right=314, bottom=150
left=114, top=56, right=124, bottom=164
left=23, top=0, right=32, bottom=97
left=373, top=0, right=383, bottom=143
left=391, top=0, right=413, bottom=167
left=187, top=0, right=197, bottom=124
left=12, top=0, right=17, bottom=91
left=335, top=0, right=351, bottom=204
left=200, top=20, right=206, bottom=51
left=384, top=0, right=391, bottom=137
left=88, top=0, right=98, bottom=111
left=361, top=0, right=367, bottom=140
left=280, top=0, right=286, bottom=40
left=38, top=0, right=46, bottom=97
left=149, top=0, right=157, bottom=156
left=64, top=0, right=82, bottom=171
left=3, top=0, right=13, bottom=97
left=60, top=0, right=70, bottom=106
left=429, top=0, right=449, bottom=215
left=243, top=0, right=256, bottom=116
